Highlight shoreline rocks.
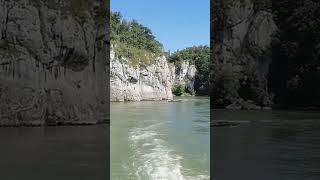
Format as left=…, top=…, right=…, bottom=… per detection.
left=211, top=121, right=238, bottom=127
left=225, top=99, right=272, bottom=110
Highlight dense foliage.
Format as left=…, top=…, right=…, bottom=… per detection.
left=269, top=0, right=320, bottom=108
left=172, top=84, right=186, bottom=96
left=110, top=12, right=163, bottom=66
left=169, top=46, right=210, bottom=96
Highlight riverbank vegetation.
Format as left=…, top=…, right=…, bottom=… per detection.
left=270, top=0, right=320, bottom=109
left=172, top=84, right=186, bottom=96
left=110, top=12, right=163, bottom=66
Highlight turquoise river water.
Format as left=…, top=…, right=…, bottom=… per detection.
left=111, top=97, right=210, bottom=180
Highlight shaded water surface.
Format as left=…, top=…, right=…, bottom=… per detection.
left=0, top=125, right=109, bottom=180
left=212, top=110, right=320, bottom=180
left=111, top=97, right=210, bottom=180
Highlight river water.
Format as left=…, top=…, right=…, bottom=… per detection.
left=212, top=110, right=320, bottom=180
left=111, top=97, right=210, bottom=180
left=0, top=125, right=109, bottom=180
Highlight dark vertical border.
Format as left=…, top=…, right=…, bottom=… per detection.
left=210, top=0, right=214, bottom=179
left=106, top=0, right=111, bottom=178
left=210, top=0, right=221, bottom=179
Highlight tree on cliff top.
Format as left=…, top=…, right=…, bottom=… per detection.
left=110, top=11, right=163, bottom=66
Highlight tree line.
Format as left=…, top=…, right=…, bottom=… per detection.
left=110, top=11, right=163, bottom=66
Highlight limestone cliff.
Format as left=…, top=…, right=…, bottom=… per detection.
left=170, top=61, right=197, bottom=94
left=0, top=0, right=109, bottom=125
left=110, top=46, right=199, bottom=101
left=212, top=0, right=278, bottom=107
left=110, top=49, right=173, bottom=101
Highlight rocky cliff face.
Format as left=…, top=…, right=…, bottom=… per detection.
left=110, top=49, right=197, bottom=101
left=110, top=49, right=173, bottom=101
left=213, top=0, right=278, bottom=107
left=170, top=61, right=197, bottom=94
left=0, top=0, right=108, bottom=125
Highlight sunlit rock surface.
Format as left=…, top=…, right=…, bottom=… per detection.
left=110, top=49, right=173, bottom=101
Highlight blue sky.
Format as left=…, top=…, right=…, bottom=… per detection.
left=111, top=0, right=210, bottom=52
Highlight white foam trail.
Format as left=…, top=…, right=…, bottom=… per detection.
left=127, top=122, right=209, bottom=180
left=129, top=128, right=185, bottom=180
left=186, top=175, right=210, bottom=180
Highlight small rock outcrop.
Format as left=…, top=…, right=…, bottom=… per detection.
left=0, top=0, right=109, bottom=125
left=170, top=61, right=197, bottom=94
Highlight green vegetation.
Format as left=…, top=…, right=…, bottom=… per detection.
left=110, top=12, right=209, bottom=96
left=111, top=12, right=163, bottom=67
left=169, top=46, right=210, bottom=96
left=172, top=84, right=186, bottom=96
left=269, top=0, right=320, bottom=108
left=210, top=63, right=240, bottom=107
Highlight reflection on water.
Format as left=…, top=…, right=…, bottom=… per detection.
left=212, top=110, right=320, bottom=180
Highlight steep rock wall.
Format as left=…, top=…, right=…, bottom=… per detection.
left=170, top=61, right=197, bottom=94
left=0, top=0, right=108, bottom=125
left=110, top=49, right=173, bottom=101
left=213, top=0, right=277, bottom=107
left=110, top=48, right=199, bottom=101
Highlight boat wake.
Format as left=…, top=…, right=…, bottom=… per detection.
left=127, top=122, right=209, bottom=180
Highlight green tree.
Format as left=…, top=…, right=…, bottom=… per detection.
left=172, top=84, right=186, bottom=96
left=110, top=11, right=163, bottom=66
